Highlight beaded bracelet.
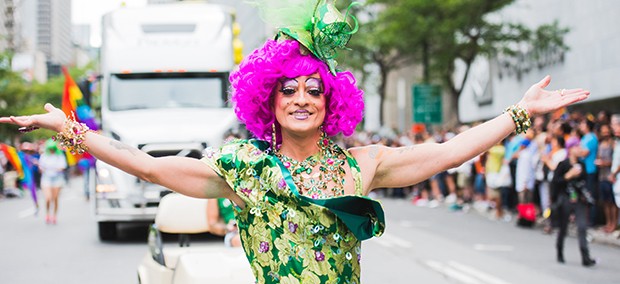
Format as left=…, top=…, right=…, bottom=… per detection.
left=503, top=105, right=531, bottom=134
left=52, top=113, right=91, bottom=154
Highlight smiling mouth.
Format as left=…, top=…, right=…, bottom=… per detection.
left=291, top=110, right=311, bottom=120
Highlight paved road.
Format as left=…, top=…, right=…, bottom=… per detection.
left=1, top=177, right=618, bottom=283
left=362, top=198, right=619, bottom=284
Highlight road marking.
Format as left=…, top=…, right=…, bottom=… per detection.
left=371, top=233, right=413, bottom=248
left=425, top=260, right=512, bottom=284
left=18, top=207, right=37, bottom=218
left=473, top=244, right=514, bottom=252
left=426, top=260, right=481, bottom=284
left=449, top=261, right=512, bottom=284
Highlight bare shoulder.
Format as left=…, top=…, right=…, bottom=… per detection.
left=348, top=144, right=386, bottom=164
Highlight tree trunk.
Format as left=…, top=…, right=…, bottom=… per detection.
left=378, top=66, right=388, bottom=127
left=444, top=56, right=474, bottom=126
left=422, top=41, right=430, bottom=84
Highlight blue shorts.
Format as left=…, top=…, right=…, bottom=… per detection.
left=41, top=174, right=65, bottom=188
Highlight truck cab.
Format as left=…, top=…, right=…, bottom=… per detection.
left=96, top=3, right=238, bottom=241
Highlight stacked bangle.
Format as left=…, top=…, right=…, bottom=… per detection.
left=504, top=104, right=531, bottom=134
left=52, top=113, right=91, bottom=154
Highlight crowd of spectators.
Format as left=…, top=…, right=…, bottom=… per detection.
left=339, top=109, right=620, bottom=237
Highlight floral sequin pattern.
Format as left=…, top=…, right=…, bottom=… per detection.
left=201, top=140, right=366, bottom=283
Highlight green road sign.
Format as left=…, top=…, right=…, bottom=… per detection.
left=412, top=84, right=442, bottom=124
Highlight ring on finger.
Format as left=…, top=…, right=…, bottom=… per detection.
left=18, top=125, right=40, bottom=133
left=558, top=89, right=565, bottom=96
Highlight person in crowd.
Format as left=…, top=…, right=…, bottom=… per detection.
left=552, top=137, right=596, bottom=267
left=596, top=110, right=610, bottom=131
left=38, top=139, right=68, bottom=224
left=485, top=140, right=507, bottom=220
left=577, top=119, right=600, bottom=226
left=609, top=114, right=620, bottom=234
left=0, top=151, right=6, bottom=197
left=77, top=153, right=95, bottom=201
left=451, top=155, right=475, bottom=209
left=473, top=153, right=487, bottom=208
left=20, top=142, right=41, bottom=214
left=543, top=135, right=568, bottom=232
left=504, top=133, right=525, bottom=211
left=0, top=1, right=589, bottom=281
left=534, top=132, right=551, bottom=223
left=207, top=198, right=242, bottom=247
left=595, top=124, right=616, bottom=233
left=557, top=121, right=573, bottom=143
left=515, top=132, right=537, bottom=205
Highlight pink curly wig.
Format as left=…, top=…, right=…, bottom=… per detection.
left=230, top=39, right=364, bottom=142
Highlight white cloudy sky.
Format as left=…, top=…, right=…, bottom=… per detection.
left=71, top=0, right=147, bottom=47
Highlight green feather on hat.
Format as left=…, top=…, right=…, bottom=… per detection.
left=251, top=0, right=359, bottom=75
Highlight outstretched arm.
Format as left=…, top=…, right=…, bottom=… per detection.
left=0, top=104, right=236, bottom=201
left=353, top=76, right=589, bottom=193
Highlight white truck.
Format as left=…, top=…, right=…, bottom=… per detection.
left=96, top=3, right=239, bottom=241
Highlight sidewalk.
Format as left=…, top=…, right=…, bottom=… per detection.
left=588, top=228, right=620, bottom=248
left=412, top=197, right=620, bottom=248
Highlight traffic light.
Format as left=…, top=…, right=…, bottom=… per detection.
left=232, top=21, right=243, bottom=65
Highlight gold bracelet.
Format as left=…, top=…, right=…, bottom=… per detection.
left=52, top=113, right=91, bottom=154
left=503, top=105, right=531, bottom=134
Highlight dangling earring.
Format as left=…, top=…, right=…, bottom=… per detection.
left=272, top=123, right=277, bottom=153
left=319, top=125, right=328, bottom=148
left=319, top=125, right=326, bottom=139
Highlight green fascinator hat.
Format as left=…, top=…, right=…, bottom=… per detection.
left=252, top=0, right=359, bottom=75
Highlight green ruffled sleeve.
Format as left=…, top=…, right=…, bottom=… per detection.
left=200, top=140, right=261, bottom=208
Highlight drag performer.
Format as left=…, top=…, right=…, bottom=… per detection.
left=1, top=0, right=589, bottom=282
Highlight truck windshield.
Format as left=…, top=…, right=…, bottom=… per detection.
left=109, top=73, right=228, bottom=111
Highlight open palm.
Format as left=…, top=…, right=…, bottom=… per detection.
left=0, top=103, right=66, bottom=132
left=518, top=75, right=589, bottom=116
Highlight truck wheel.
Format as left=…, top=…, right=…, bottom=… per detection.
left=98, top=222, right=118, bottom=241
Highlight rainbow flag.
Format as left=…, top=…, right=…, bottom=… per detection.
left=17, top=151, right=37, bottom=205
left=62, top=67, right=98, bottom=130
left=61, top=67, right=99, bottom=166
left=1, top=144, right=24, bottom=179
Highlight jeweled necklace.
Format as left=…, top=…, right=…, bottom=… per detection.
left=276, top=137, right=347, bottom=199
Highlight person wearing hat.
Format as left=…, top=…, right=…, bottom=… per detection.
left=0, top=1, right=590, bottom=282
left=39, top=139, right=68, bottom=224
left=552, top=136, right=596, bottom=266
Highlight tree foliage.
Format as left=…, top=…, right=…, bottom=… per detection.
left=341, top=5, right=413, bottom=126
left=0, top=51, right=95, bottom=143
left=344, top=0, right=569, bottom=125
left=0, top=52, right=30, bottom=142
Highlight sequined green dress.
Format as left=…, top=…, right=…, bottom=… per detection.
left=201, top=139, right=385, bottom=284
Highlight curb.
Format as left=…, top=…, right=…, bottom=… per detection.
left=427, top=199, right=620, bottom=248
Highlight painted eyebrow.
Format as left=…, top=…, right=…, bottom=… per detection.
left=278, top=77, right=298, bottom=84
left=305, top=77, right=323, bottom=89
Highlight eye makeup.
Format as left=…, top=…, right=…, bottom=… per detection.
left=277, top=76, right=324, bottom=95
left=305, top=77, right=323, bottom=92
